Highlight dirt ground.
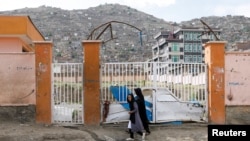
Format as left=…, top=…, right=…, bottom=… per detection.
left=0, top=120, right=208, bottom=141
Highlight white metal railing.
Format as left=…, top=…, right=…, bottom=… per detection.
left=51, top=62, right=207, bottom=124
left=101, top=62, right=207, bottom=104
left=52, top=63, right=83, bottom=124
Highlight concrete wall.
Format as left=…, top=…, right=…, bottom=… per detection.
left=0, top=38, right=22, bottom=52
left=225, top=52, right=250, bottom=105
left=0, top=15, right=45, bottom=123
left=225, top=52, right=250, bottom=124
left=0, top=53, right=36, bottom=106
left=226, top=106, right=250, bottom=124
left=0, top=105, right=35, bottom=122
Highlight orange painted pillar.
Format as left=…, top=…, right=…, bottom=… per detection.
left=204, top=41, right=227, bottom=124
left=82, top=40, right=101, bottom=126
left=34, top=41, right=53, bottom=124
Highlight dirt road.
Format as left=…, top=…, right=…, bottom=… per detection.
left=0, top=121, right=208, bottom=141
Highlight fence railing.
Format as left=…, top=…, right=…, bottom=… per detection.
left=101, top=62, right=207, bottom=104
left=52, top=63, right=83, bottom=124
left=51, top=62, right=208, bottom=124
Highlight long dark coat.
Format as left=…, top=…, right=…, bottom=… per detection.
left=134, top=88, right=150, bottom=133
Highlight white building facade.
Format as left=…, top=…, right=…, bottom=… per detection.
left=151, top=27, right=221, bottom=63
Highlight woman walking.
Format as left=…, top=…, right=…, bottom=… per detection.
left=134, top=88, right=151, bottom=135
left=126, top=93, right=146, bottom=141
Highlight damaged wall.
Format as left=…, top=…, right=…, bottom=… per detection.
left=225, top=52, right=250, bottom=124
left=0, top=53, right=36, bottom=106
left=0, top=105, right=35, bottom=122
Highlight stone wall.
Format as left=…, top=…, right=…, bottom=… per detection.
left=226, top=106, right=250, bottom=124
left=0, top=105, right=35, bottom=123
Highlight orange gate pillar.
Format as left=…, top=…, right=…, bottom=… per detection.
left=35, top=41, right=53, bottom=124
left=82, top=40, right=101, bottom=126
left=204, top=41, right=227, bottom=124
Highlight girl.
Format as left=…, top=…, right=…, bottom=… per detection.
left=126, top=93, right=146, bottom=141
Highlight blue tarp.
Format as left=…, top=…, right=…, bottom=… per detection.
left=110, top=86, right=152, bottom=121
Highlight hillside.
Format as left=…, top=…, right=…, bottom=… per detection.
left=1, top=4, right=250, bottom=63
left=181, top=15, right=250, bottom=49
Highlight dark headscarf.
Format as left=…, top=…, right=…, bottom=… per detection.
left=127, top=93, right=135, bottom=111
left=134, top=88, right=145, bottom=101
left=134, top=88, right=149, bottom=126
left=127, top=93, right=135, bottom=123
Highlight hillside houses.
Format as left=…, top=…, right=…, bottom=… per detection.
left=1, top=5, right=250, bottom=63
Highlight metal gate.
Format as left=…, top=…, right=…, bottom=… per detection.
left=52, top=63, right=83, bottom=124
left=101, top=62, right=208, bottom=123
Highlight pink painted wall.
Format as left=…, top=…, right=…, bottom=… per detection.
left=225, top=52, right=250, bottom=105
left=0, top=38, right=22, bottom=52
left=0, top=53, right=35, bottom=106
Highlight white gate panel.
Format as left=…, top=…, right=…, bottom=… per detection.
left=154, top=88, right=205, bottom=123
left=101, top=62, right=208, bottom=123
left=52, top=63, right=83, bottom=124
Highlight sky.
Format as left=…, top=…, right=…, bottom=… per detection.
left=1, top=0, right=250, bottom=22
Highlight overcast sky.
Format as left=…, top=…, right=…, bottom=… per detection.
left=1, top=0, right=250, bottom=22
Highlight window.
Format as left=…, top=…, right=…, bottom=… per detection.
left=190, top=32, right=193, bottom=41
left=210, top=34, right=214, bottom=40
left=172, top=55, right=179, bottom=62
left=188, top=43, right=192, bottom=52
left=197, top=32, right=201, bottom=41
left=193, top=55, right=197, bottom=62
left=184, top=32, right=188, bottom=41
left=172, top=43, right=179, bottom=52
left=193, top=43, right=197, bottom=52
left=180, top=47, right=183, bottom=52
left=187, top=32, right=191, bottom=41
left=189, top=55, right=193, bottom=62
left=184, top=32, right=192, bottom=41
left=184, top=43, right=188, bottom=52
left=198, top=55, right=202, bottom=62
left=180, top=55, right=183, bottom=59
left=184, top=55, right=189, bottom=62
left=193, top=32, right=197, bottom=41
left=197, top=44, right=202, bottom=52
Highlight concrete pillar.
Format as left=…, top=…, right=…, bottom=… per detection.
left=34, top=41, right=53, bottom=124
left=204, top=41, right=227, bottom=124
left=82, top=40, right=101, bottom=126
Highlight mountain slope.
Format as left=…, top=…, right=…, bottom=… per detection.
left=1, top=4, right=250, bottom=62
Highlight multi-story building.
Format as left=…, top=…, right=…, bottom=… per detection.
left=151, top=26, right=221, bottom=63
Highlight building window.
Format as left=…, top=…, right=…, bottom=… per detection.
left=184, top=43, right=189, bottom=52
left=193, top=43, right=197, bottom=52
left=189, top=55, right=192, bottom=62
left=172, top=55, right=179, bottom=62
left=198, top=55, right=202, bottom=62
left=184, top=32, right=188, bottom=41
left=210, top=34, right=214, bottom=40
left=197, top=32, right=201, bottom=41
left=184, top=55, right=189, bottom=62
left=198, top=44, right=202, bottom=52
left=192, top=32, right=197, bottom=41
left=188, top=32, right=191, bottom=41
left=189, top=43, right=192, bottom=52
left=180, top=55, right=183, bottom=59
left=172, top=43, right=179, bottom=52
left=195, top=32, right=200, bottom=41
left=189, top=32, right=192, bottom=41
left=184, top=32, right=192, bottom=41
left=180, top=47, right=183, bottom=52
left=193, top=32, right=197, bottom=41
left=193, top=55, right=197, bottom=62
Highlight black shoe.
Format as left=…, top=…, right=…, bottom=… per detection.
left=146, top=131, right=151, bottom=135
